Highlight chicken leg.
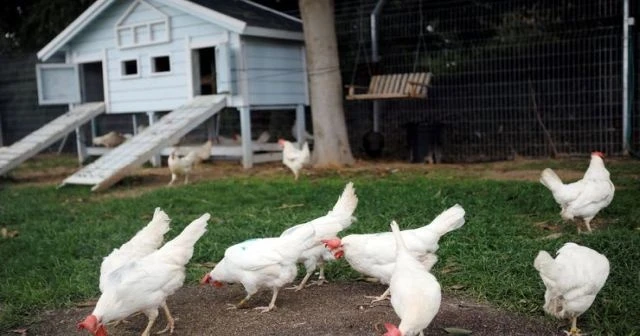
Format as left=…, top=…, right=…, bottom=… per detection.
left=563, top=317, right=582, bottom=336
left=254, top=287, right=279, bottom=313
left=168, top=174, right=177, bottom=186
left=312, top=263, right=328, bottom=286
left=141, top=308, right=159, bottom=336
left=155, top=302, right=175, bottom=334
left=365, top=287, right=391, bottom=304
left=583, top=217, right=594, bottom=233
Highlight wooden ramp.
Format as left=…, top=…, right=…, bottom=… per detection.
left=62, top=95, right=227, bottom=191
left=0, top=102, right=105, bottom=176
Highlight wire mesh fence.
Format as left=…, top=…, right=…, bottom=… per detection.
left=335, top=0, right=631, bottom=162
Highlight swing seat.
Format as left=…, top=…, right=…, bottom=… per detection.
left=345, top=72, right=433, bottom=100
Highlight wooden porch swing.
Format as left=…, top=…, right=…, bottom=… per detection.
left=345, top=1, right=432, bottom=101
left=345, top=72, right=432, bottom=100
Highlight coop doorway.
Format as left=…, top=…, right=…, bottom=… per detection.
left=192, top=47, right=217, bottom=96
left=79, top=61, right=104, bottom=103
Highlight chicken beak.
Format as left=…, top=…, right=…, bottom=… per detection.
left=199, top=273, right=212, bottom=286
left=333, top=249, right=344, bottom=259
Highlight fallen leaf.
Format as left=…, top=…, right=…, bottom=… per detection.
left=11, top=328, right=27, bottom=335
left=75, top=300, right=98, bottom=307
left=193, top=261, right=217, bottom=268
left=443, top=327, right=473, bottom=335
left=358, top=277, right=380, bottom=283
left=448, top=284, right=466, bottom=290
left=540, top=233, right=563, bottom=240
left=1, top=227, right=19, bottom=238
left=276, top=203, right=304, bottom=209
left=440, top=264, right=461, bottom=274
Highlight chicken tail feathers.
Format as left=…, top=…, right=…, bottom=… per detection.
left=390, top=220, right=408, bottom=253
left=119, top=207, right=171, bottom=252
left=328, top=182, right=359, bottom=228
left=145, top=207, right=171, bottom=236
left=157, top=213, right=210, bottom=265
left=540, top=168, right=563, bottom=192
left=419, top=204, right=466, bottom=237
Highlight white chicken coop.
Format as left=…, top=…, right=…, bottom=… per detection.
left=0, top=0, right=309, bottom=191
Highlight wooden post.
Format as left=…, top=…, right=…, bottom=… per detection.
left=295, top=104, right=305, bottom=146
left=90, top=118, right=97, bottom=140
left=132, top=114, right=139, bottom=134
left=239, top=106, right=253, bottom=168
left=75, top=126, right=87, bottom=165
left=0, top=112, right=4, bottom=147
left=147, top=111, right=161, bottom=167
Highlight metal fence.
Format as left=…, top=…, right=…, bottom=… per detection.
left=335, top=0, right=637, bottom=162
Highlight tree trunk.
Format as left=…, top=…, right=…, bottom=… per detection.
left=299, top=0, right=354, bottom=166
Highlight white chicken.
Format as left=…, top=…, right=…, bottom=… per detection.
left=200, top=223, right=316, bottom=312
left=255, top=130, right=270, bottom=144
left=193, top=139, right=213, bottom=163
left=279, top=139, right=310, bottom=180
left=92, top=131, right=127, bottom=148
left=534, top=242, right=610, bottom=336
left=100, top=208, right=171, bottom=293
left=384, top=221, right=441, bottom=336
left=540, top=151, right=615, bottom=232
left=168, top=150, right=197, bottom=185
left=78, top=213, right=210, bottom=336
left=214, top=134, right=241, bottom=145
left=323, top=204, right=464, bottom=302
left=280, top=182, right=358, bottom=290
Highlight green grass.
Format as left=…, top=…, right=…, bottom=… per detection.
left=1, top=160, right=639, bottom=335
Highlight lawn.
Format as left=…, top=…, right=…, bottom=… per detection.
left=0, top=156, right=639, bottom=335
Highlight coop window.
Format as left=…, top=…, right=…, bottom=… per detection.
left=121, top=59, right=138, bottom=77
left=151, top=55, right=171, bottom=73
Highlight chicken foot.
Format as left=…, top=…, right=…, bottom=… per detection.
left=226, top=293, right=252, bottom=310
left=311, top=264, right=329, bottom=286
left=254, top=287, right=279, bottom=313
left=365, top=287, right=391, bottom=304
left=168, top=174, right=177, bottom=186
left=286, top=271, right=314, bottom=291
left=155, top=302, right=175, bottom=334
left=141, top=308, right=159, bottom=336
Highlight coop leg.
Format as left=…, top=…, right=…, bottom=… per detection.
left=239, top=106, right=253, bottom=169
left=295, top=104, right=305, bottom=147
left=147, top=111, right=161, bottom=167
left=75, top=127, right=87, bottom=165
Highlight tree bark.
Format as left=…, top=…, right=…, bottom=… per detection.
left=299, top=0, right=354, bottom=166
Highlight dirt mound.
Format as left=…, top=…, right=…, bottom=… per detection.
left=19, top=282, right=560, bottom=336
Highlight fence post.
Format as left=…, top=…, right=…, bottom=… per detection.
left=623, top=0, right=634, bottom=155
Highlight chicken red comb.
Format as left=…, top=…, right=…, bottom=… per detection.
left=383, top=322, right=401, bottom=336
left=278, top=138, right=286, bottom=145
left=321, top=238, right=342, bottom=249
left=78, top=315, right=98, bottom=332
left=592, top=151, right=605, bottom=158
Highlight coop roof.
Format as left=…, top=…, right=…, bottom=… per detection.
left=37, top=0, right=303, bottom=62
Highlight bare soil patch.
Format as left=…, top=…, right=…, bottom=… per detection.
left=14, top=282, right=561, bottom=336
